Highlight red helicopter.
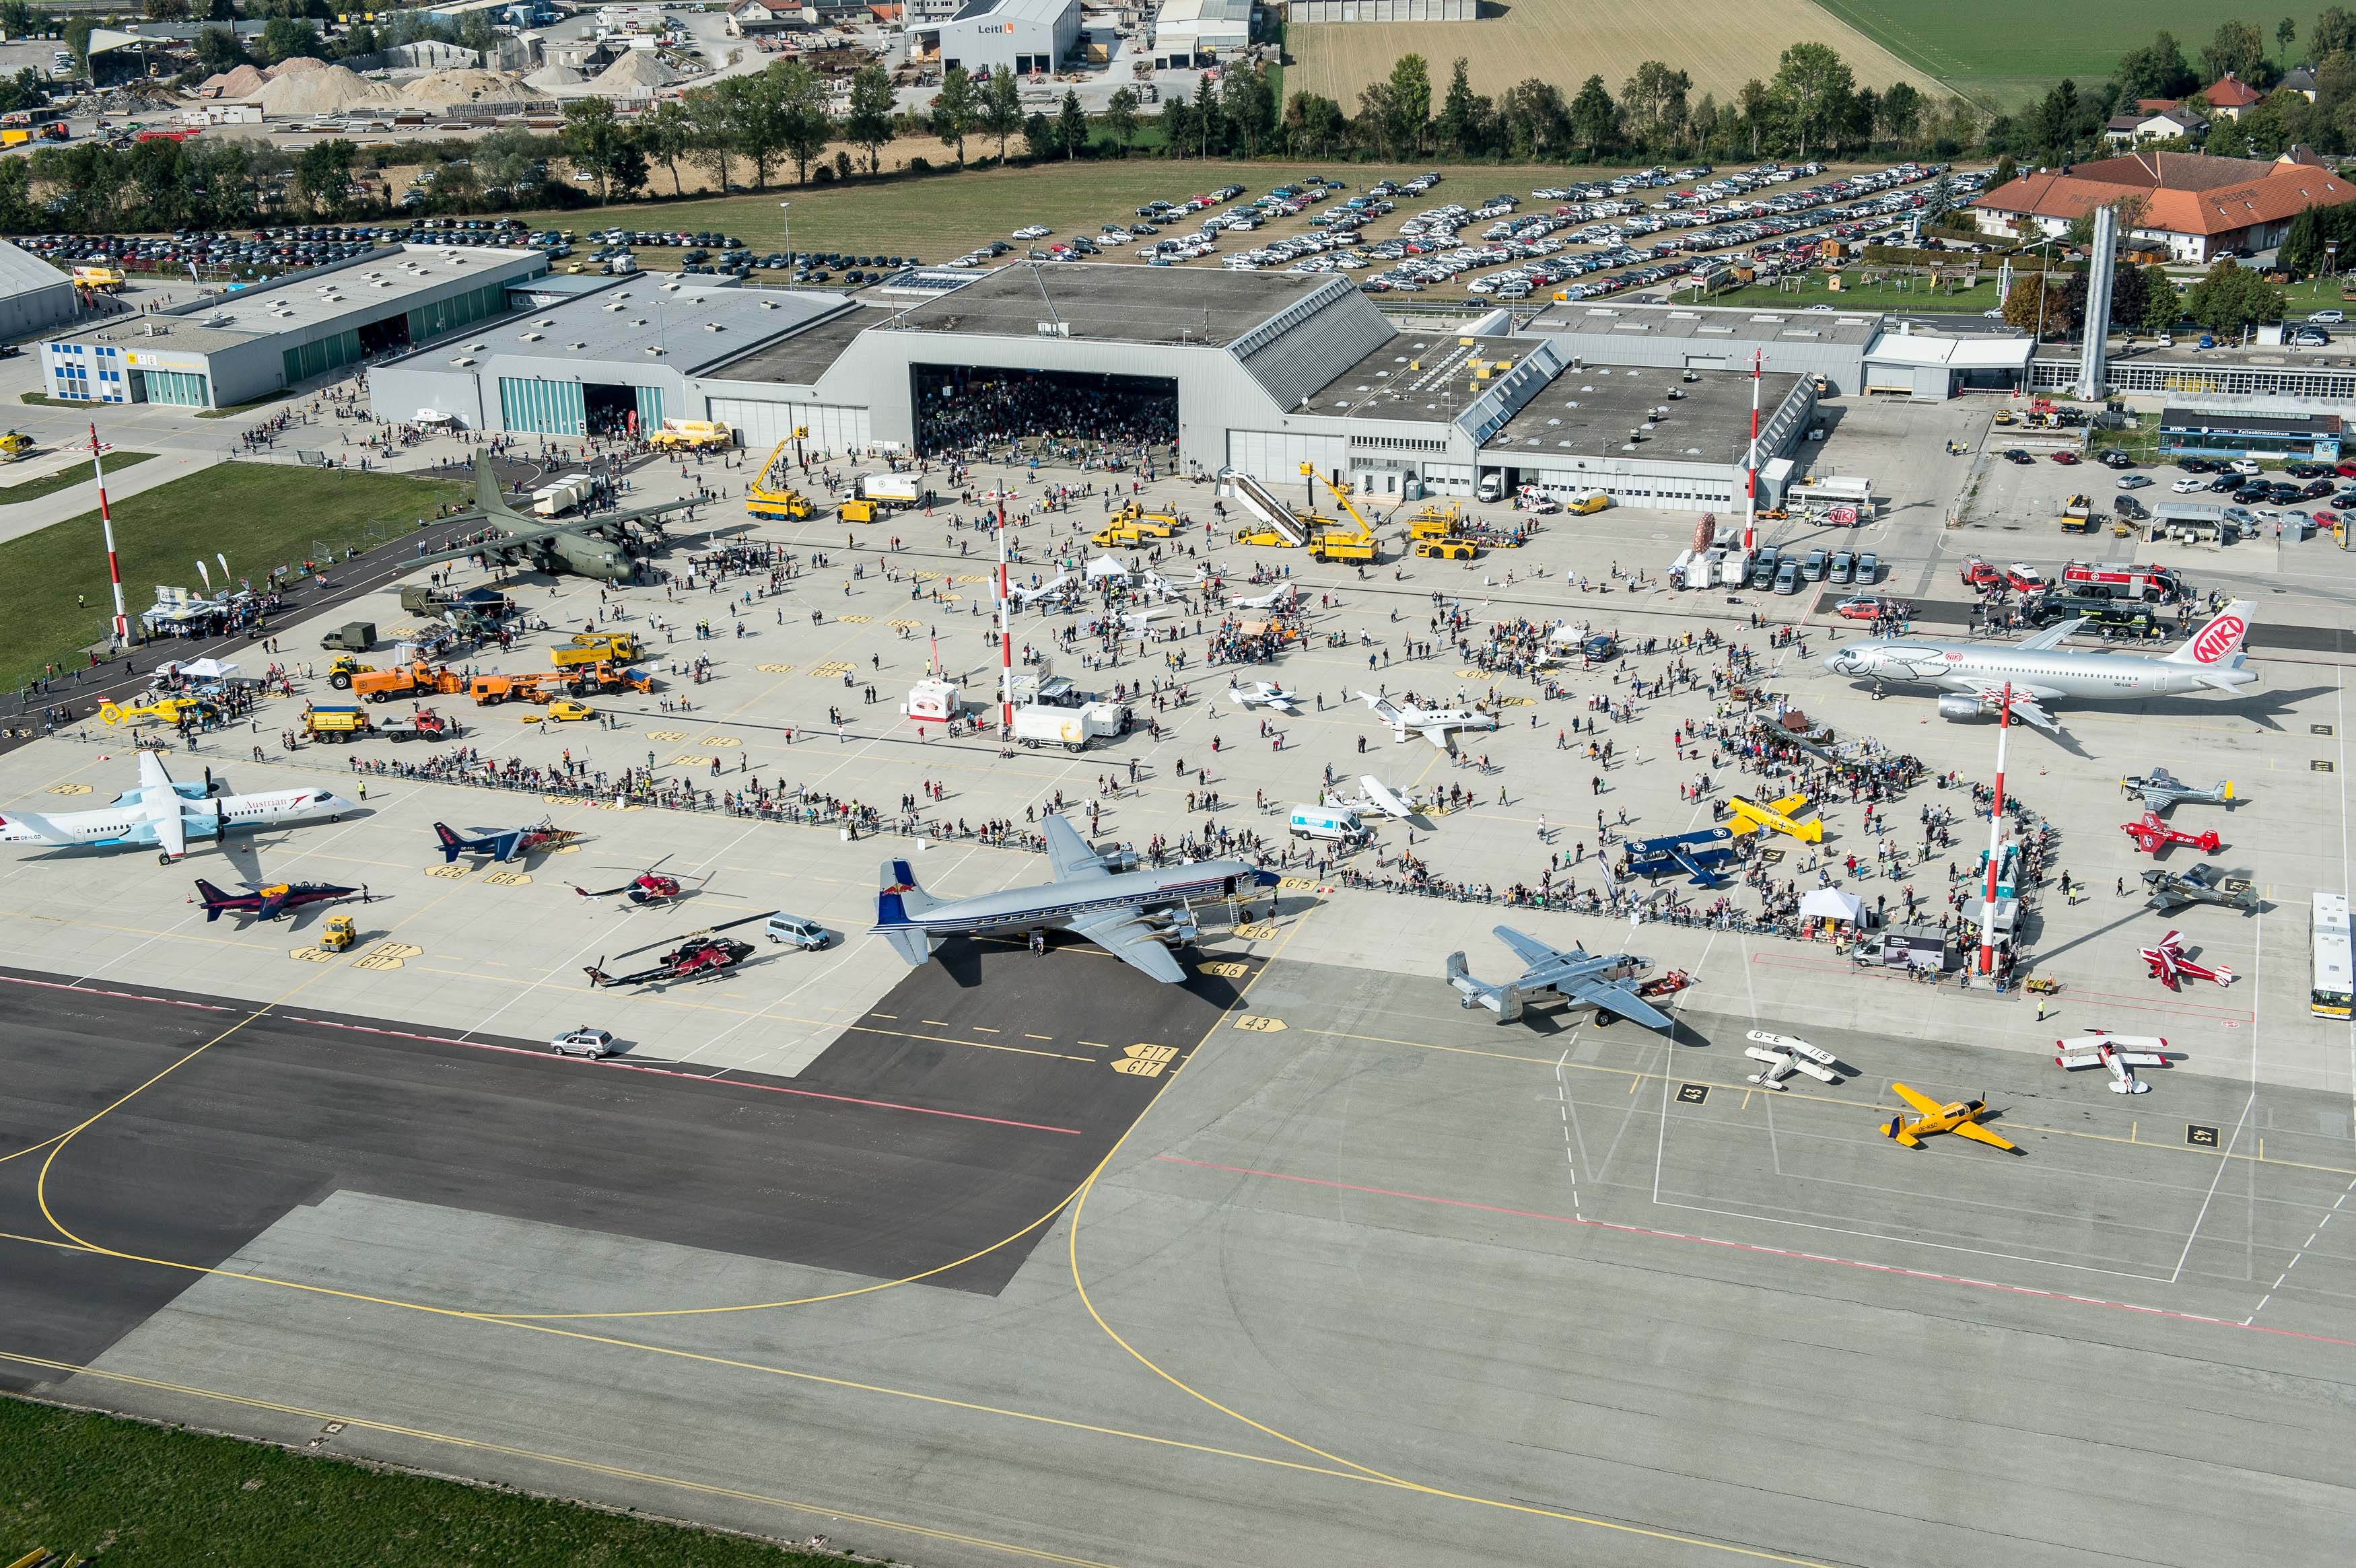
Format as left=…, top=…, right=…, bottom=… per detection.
left=573, top=855, right=696, bottom=907
left=2120, top=810, right=2221, bottom=858
left=583, top=911, right=775, bottom=989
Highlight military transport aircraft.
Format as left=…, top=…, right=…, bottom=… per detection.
left=411, top=454, right=700, bottom=583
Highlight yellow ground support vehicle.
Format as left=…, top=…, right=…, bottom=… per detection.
left=1109, top=499, right=1177, bottom=536
left=551, top=633, right=642, bottom=669
left=71, top=264, right=125, bottom=292
left=746, top=436, right=816, bottom=526
left=1415, top=538, right=1480, bottom=561
left=325, top=655, right=376, bottom=690
left=1090, top=522, right=1151, bottom=547
left=522, top=699, right=598, bottom=723
left=561, top=660, right=654, bottom=697
left=840, top=497, right=878, bottom=524
left=1299, top=464, right=1380, bottom=564
left=320, top=914, right=357, bottom=952
left=1406, top=503, right=1466, bottom=542
left=0, top=431, right=34, bottom=463
left=302, top=705, right=370, bottom=741
left=646, top=419, right=734, bottom=453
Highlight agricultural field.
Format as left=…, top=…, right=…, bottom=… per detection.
left=1288, top=0, right=1939, bottom=112
left=1806, top=0, right=2271, bottom=106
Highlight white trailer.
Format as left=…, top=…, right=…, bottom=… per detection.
left=860, top=473, right=922, bottom=505
left=531, top=474, right=596, bottom=517
left=1010, top=701, right=1128, bottom=752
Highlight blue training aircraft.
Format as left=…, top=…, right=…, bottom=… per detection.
left=1621, top=826, right=1737, bottom=888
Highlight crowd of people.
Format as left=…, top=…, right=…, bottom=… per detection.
left=914, top=375, right=1180, bottom=464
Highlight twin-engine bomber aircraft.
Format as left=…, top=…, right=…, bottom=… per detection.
left=1824, top=600, right=2258, bottom=731
left=872, top=814, right=1278, bottom=983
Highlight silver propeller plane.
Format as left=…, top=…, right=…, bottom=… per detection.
left=1822, top=600, right=2257, bottom=732
left=872, top=814, right=1278, bottom=983
left=2121, top=767, right=2236, bottom=814
left=1445, top=927, right=1675, bottom=1032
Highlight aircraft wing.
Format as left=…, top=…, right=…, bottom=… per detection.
left=1065, top=908, right=1186, bottom=983
left=1952, top=1120, right=2018, bottom=1153
left=1767, top=792, right=1809, bottom=816
left=1954, top=681, right=2057, bottom=732
left=2055, top=1049, right=2104, bottom=1069
left=1666, top=845, right=1722, bottom=888
left=409, top=524, right=592, bottom=572
left=145, top=779, right=187, bottom=861
left=1576, top=980, right=1675, bottom=1033
left=1891, top=1082, right=1945, bottom=1116
left=1041, top=814, right=1112, bottom=882
left=2016, top=618, right=2086, bottom=653
left=1414, top=725, right=1455, bottom=752
left=484, top=830, right=525, bottom=862
left=137, top=750, right=175, bottom=795
left=1494, top=925, right=1572, bottom=971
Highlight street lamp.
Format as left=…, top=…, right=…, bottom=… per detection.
left=2027, top=234, right=2064, bottom=390
left=779, top=201, right=790, bottom=272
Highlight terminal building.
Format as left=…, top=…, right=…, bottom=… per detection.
left=38, top=245, right=547, bottom=410
left=366, top=264, right=2051, bottom=512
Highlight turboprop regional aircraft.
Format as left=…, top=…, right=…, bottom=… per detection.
left=1881, top=1083, right=2020, bottom=1152
left=411, top=453, right=699, bottom=583
left=0, top=752, right=354, bottom=863
left=1445, top=927, right=1675, bottom=1032
left=1822, top=599, right=2258, bottom=731
left=1356, top=691, right=1500, bottom=752
left=872, top=814, right=1278, bottom=983
left=1725, top=791, right=1824, bottom=844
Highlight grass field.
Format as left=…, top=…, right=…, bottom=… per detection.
left=0, top=463, right=460, bottom=688
left=1806, top=0, right=2277, bottom=106
left=0, top=1398, right=834, bottom=1567
left=1704, top=270, right=2003, bottom=312
left=1289, top=0, right=1941, bottom=115
left=0, top=450, right=152, bottom=504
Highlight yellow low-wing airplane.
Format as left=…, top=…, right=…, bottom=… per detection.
left=1881, top=1083, right=2020, bottom=1152
left=1725, top=791, right=1824, bottom=843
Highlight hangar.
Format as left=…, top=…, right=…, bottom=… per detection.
left=40, top=244, right=547, bottom=410
left=364, top=265, right=1829, bottom=511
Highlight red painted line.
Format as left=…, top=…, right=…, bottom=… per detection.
left=280, top=1016, right=1083, bottom=1135
left=1154, top=1155, right=2356, bottom=1352
left=0, top=972, right=234, bottom=1011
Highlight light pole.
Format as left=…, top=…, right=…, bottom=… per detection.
left=779, top=201, right=790, bottom=272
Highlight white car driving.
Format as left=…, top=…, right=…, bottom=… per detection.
left=550, top=1026, right=616, bottom=1058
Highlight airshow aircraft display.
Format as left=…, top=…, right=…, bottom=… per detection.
left=1624, top=826, right=1739, bottom=887
left=1823, top=600, right=2258, bottom=730
left=1742, top=1030, right=1847, bottom=1089
left=0, top=752, right=354, bottom=861
left=193, top=878, right=374, bottom=924
left=2121, top=810, right=2222, bottom=857
left=1445, top=927, right=1676, bottom=1032
left=2141, top=929, right=2238, bottom=990
left=1356, top=691, right=1500, bottom=752
left=2142, top=863, right=2259, bottom=914
left=435, top=818, right=584, bottom=864
left=1224, top=680, right=1299, bottom=713
left=2054, top=1030, right=2174, bottom=1094
left=2121, top=767, right=2236, bottom=814
left=872, top=814, right=1279, bottom=983
left=1322, top=775, right=1420, bottom=821
left=1881, top=1084, right=2020, bottom=1152
left=411, top=453, right=701, bottom=583
left=1724, top=792, right=1824, bottom=844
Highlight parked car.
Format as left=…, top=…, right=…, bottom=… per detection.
left=1836, top=595, right=1912, bottom=620
left=2098, top=450, right=2135, bottom=469
left=2172, top=477, right=2206, bottom=493
left=2003, top=449, right=2035, bottom=464
left=1855, top=550, right=1879, bottom=583
left=549, top=1026, right=615, bottom=1059
left=2116, top=473, right=2153, bottom=490
left=2003, top=562, right=2046, bottom=593
left=2229, top=458, right=2262, bottom=475
left=2049, top=450, right=2081, bottom=465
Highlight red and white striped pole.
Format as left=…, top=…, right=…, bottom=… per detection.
left=90, top=423, right=127, bottom=647
left=1978, top=682, right=2012, bottom=975
left=996, top=492, right=1013, bottom=736
left=1741, top=350, right=1762, bottom=555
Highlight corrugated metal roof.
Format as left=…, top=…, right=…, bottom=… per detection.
left=0, top=240, right=70, bottom=301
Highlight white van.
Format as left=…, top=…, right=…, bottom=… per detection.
left=1288, top=804, right=1360, bottom=841
left=1718, top=547, right=1752, bottom=588
left=1476, top=474, right=1505, bottom=503
left=763, top=913, right=831, bottom=950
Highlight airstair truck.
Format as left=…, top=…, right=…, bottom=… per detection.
left=1222, top=468, right=1309, bottom=546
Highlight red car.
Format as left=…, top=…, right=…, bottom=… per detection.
left=1836, top=596, right=1914, bottom=620
left=2049, top=450, right=2081, bottom=465
left=2004, top=562, right=2047, bottom=592
left=2336, top=461, right=2356, bottom=478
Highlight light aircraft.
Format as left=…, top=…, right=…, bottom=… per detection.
left=1356, top=690, right=1499, bottom=752
left=1321, top=775, right=1420, bottom=821
left=2054, top=1030, right=2173, bottom=1094
left=2141, top=929, right=2237, bottom=990
left=410, top=453, right=698, bottom=583
left=1114, top=608, right=1169, bottom=635
left=1822, top=598, right=2258, bottom=732
left=1444, top=927, right=1675, bottom=1032
left=2120, top=810, right=2221, bottom=857
left=2121, top=767, right=2235, bottom=814
left=1624, top=826, right=1737, bottom=888
left=0, top=752, right=354, bottom=863
left=1224, top=680, right=1299, bottom=713
left=1881, top=1083, right=2019, bottom=1152
left=1741, top=1030, right=1845, bottom=1089
left=872, top=814, right=1278, bottom=983
left=1233, top=582, right=1298, bottom=611
left=1002, top=571, right=1070, bottom=608
left=2142, top=864, right=2258, bottom=915
left=193, top=877, right=371, bottom=925
left=1725, top=791, right=1824, bottom=844
left=435, top=819, right=582, bottom=864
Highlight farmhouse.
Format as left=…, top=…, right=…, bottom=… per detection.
left=2201, top=72, right=2264, bottom=120
left=1970, top=151, right=2356, bottom=262
left=2104, top=107, right=2207, bottom=147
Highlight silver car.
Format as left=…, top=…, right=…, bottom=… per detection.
left=550, top=1026, right=615, bottom=1059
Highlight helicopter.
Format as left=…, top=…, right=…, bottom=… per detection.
left=571, top=854, right=698, bottom=908
left=582, top=911, right=776, bottom=989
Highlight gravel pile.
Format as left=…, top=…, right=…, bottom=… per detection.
left=254, top=63, right=407, bottom=116
left=592, top=50, right=678, bottom=90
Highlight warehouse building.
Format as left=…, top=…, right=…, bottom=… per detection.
left=0, top=240, right=79, bottom=343
left=38, top=245, right=546, bottom=410
left=915, top=0, right=1082, bottom=77
left=2155, top=407, right=2343, bottom=462
left=365, top=266, right=1822, bottom=511
left=1150, top=0, right=1251, bottom=63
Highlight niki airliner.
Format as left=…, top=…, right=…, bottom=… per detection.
left=873, top=813, right=1278, bottom=983
left=0, top=751, right=356, bottom=861
left=1822, top=599, right=2257, bottom=731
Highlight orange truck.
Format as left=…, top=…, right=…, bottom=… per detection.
left=467, top=672, right=562, bottom=705
left=350, top=662, right=465, bottom=703
left=559, top=660, right=654, bottom=697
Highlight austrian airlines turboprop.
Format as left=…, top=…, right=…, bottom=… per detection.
left=0, top=752, right=355, bottom=863
left=1822, top=600, right=2257, bottom=731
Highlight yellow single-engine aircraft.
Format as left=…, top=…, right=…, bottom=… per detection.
left=1725, top=791, right=1824, bottom=844
left=1881, top=1083, right=2021, bottom=1152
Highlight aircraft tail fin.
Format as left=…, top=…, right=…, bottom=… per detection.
left=877, top=858, right=936, bottom=916
left=193, top=879, right=234, bottom=921
left=2161, top=600, right=2252, bottom=666
left=2219, top=780, right=2235, bottom=803
left=433, top=822, right=468, bottom=863
left=473, top=452, right=519, bottom=520
left=1445, top=951, right=1523, bottom=1024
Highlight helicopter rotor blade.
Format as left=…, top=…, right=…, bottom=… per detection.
left=608, top=909, right=777, bottom=961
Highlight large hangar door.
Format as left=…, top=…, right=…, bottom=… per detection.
left=709, top=398, right=871, bottom=454
left=1224, top=431, right=1347, bottom=485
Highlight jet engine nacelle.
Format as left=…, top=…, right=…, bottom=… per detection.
left=1936, top=693, right=1985, bottom=721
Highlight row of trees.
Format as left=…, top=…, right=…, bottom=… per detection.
left=2001, top=256, right=2291, bottom=339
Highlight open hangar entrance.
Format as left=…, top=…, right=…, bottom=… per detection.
left=911, top=364, right=1178, bottom=458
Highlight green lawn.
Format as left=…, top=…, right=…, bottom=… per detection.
left=1807, top=0, right=2297, bottom=106
left=0, top=1398, right=834, bottom=1568
left=0, top=462, right=460, bottom=688
left=1702, top=270, right=2004, bottom=313
left=0, top=450, right=153, bottom=505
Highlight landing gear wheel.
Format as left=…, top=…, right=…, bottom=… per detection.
left=1592, top=1009, right=1618, bottom=1027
